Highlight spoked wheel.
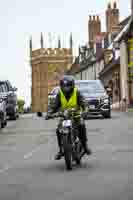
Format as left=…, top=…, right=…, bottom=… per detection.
left=63, top=135, right=72, bottom=171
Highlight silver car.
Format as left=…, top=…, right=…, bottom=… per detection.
left=0, top=80, right=19, bottom=120
left=48, top=87, right=59, bottom=109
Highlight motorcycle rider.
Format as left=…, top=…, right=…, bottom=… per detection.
left=46, top=76, right=92, bottom=160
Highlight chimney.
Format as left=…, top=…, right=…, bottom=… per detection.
left=113, top=1, right=117, bottom=9
left=88, top=15, right=101, bottom=46
left=106, top=1, right=119, bottom=33
left=108, top=2, right=111, bottom=9
left=97, top=15, right=99, bottom=21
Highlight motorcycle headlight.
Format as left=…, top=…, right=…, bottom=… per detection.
left=62, top=128, right=69, bottom=134
left=0, top=98, right=3, bottom=103
left=64, top=110, right=69, bottom=118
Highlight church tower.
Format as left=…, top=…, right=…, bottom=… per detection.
left=30, top=33, right=73, bottom=112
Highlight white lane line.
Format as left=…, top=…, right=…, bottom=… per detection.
left=0, top=165, right=11, bottom=174
left=0, top=145, right=42, bottom=174
left=24, top=146, right=41, bottom=160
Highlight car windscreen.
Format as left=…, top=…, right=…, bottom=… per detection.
left=79, top=88, right=93, bottom=97
left=76, top=81, right=105, bottom=93
left=0, top=82, right=6, bottom=92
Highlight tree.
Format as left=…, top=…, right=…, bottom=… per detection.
left=17, top=99, right=25, bottom=114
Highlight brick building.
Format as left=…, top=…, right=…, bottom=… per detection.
left=106, top=2, right=119, bottom=34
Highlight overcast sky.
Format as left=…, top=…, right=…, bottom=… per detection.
left=0, top=0, right=131, bottom=106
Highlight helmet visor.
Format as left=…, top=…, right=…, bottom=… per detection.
left=61, top=80, right=73, bottom=93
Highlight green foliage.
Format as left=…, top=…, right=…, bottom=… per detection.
left=17, top=99, right=25, bottom=113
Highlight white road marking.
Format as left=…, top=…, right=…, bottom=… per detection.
left=0, top=165, right=11, bottom=174
left=24, top=146, right=41, bottom=159
left=0, top=144, right=130, bottom=174
left=0, top=145, right=42, bottom=174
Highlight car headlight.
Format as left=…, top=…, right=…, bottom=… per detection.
left=103, top=98, right=109, bottom=104
left=101, top=96, right=109, bottom=104
left=62, top=128, right=69, bottom=134
left=101, top=97, right=109, bottom=104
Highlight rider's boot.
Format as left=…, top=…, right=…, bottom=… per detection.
left=55, top=148, right=64, bottom=160
left=83, top=142, right=92, bottom=155
left=80, top=125, right=92, bottom=155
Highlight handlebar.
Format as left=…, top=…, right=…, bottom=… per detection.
left=45, top=110, right=87, bottom=120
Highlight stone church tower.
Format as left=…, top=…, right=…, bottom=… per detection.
left=30, top=33, right=73, bottom=113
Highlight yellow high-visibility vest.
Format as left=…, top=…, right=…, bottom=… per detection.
left=60, top=88, right=78, bottom=110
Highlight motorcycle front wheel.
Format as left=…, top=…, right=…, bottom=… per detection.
left=63, top=134, right=72, bottom=170
left=75, top=142, right=82, bottom=165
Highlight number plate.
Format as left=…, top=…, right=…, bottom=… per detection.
left=62, top=120, right=72, bottom=127
left=89, top=105, right=95, bottom=109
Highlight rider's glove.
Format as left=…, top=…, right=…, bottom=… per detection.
left=81, top=111, right=87, bottom=119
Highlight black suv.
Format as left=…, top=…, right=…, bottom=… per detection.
left=76, top=80, right=111, bottom=118
left=0, top=80, right=19, bottom=120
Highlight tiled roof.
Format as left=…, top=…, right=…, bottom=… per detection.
left=119, top=16, right=131, bottom=26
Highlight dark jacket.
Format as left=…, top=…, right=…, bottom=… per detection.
left=49, top=88, right=85, bottom=113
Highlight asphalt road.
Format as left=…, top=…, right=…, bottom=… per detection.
left=0, top=112, right=132, bottom=200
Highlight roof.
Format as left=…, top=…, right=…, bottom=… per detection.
left=99, top=57, right=120, bottom=77
left=119, top=16, right=131, bottom=26
left=65, top=63, right=80, bottom=75
left=106, top=15, right=133, bottom=51
left=115, top=15, right=133, bottom=43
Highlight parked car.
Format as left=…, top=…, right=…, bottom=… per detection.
left=76, top=80, right=111, bottom=118
left=0, top=80, right=19, bottom=120
left=0, top=85, right=7, bottom=128
left=48, top=86, right=59, bottom=110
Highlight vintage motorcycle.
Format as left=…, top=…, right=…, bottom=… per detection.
left=46, top=108, right=87, bottom=170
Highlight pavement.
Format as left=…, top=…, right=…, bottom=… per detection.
left=0, top=111, right=132, bottom=200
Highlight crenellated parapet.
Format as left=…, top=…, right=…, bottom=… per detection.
left=31, top=48, right=73, bottom=59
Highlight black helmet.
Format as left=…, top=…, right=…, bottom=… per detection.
left=60, top=75, right=75, bottom=94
